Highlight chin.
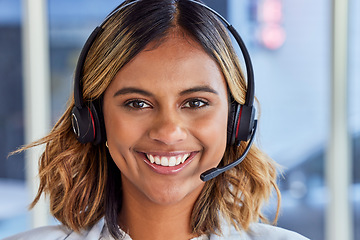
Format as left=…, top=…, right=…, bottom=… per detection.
left=143, top=177, right=204, bottom=206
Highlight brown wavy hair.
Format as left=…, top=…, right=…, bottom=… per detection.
left=14, top=0, right=280, bottom=238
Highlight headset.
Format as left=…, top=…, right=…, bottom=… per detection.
left=71, top=0, right=258, bottom=182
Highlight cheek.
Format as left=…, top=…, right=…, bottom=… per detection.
left=104, top=108, right=144, bottom=145
left=104, top=112, right=149, bottom=182
left=103, top=109, right=144, bottom=168
left=200, top=117, right=227, bottom=145
left=105, top=111, right=128, bottom=145
left=192, top=108, right=228, bottom=163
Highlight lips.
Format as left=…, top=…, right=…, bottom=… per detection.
left=140, top=152, right=197, bottom=175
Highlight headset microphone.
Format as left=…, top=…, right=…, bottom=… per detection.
left=200, top=120, right=258, bottom=182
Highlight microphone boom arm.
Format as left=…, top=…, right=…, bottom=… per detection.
left=200, top=120, right=258, bottom=182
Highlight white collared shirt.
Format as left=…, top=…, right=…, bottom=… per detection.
left=2, top=218, right=310, bottom=240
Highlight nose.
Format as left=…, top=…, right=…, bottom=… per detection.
left=148, top=109, right=187, bottom=145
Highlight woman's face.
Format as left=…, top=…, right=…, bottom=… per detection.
left=103, top=34, right=228, bottom=206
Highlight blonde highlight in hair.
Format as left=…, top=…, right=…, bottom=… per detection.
left=13, top=0, right=280, bottom=238
left=14, top=105, right=107, bottom=231
left=186, top=4, right=281, bottom=234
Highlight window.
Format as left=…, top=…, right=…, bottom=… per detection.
left=228, top=0, right=359, bottom=239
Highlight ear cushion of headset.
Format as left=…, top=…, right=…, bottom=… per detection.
left=227, top=102, right=241, bottom=146
left=89, top=102, right=104, bottom=145
left=236, top=105, right=255, bottom=143
left=71, top=105, right=96, bottom=144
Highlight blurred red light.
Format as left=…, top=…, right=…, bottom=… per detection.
left=259, top=24, right=286, bottom=50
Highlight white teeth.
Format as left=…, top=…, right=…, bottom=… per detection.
left=160, top=157, right=168, bottom=166
left=146, top=153, right=191, bottom=167
left=176, top=156, right=182, bottom=165
left=169, top=157, right=176, bottom=167
left=155, top=156, right=161, bottom=165
left=181, top=154, right=190, bottom=163
left=148, top=154, right=155, bottom=163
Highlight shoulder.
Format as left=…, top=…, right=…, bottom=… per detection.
left=2, top=225, right=72, bottom=240
left=1, top=219, right=107, bottom=240
left=210, top=222, right=310, bottom=240
left=245, top=223, right=310, bottom=240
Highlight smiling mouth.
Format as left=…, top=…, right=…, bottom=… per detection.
left=145, top=153, right=191, bottom=167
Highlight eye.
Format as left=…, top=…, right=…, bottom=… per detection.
left=182, top=99, right=209, bottom=109
left=124, top=99, right=151, bottom=109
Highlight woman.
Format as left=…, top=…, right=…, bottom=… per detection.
left=5, top=0, right=308, bottom=239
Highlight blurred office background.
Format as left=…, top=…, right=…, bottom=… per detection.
left=0, top=0, right=358, bottom=239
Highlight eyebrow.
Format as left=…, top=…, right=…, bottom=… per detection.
left=179, top=86, right=219, bottom=96
left=113, top=85, right=219, bottom=98
left=113, top=87, right=153, bottom=98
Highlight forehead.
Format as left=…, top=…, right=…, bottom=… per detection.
left=141, top=29, right=211, bottom=62
left=108, top=32, right=226, bottom=93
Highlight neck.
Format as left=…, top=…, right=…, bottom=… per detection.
left=118, top=177, right=204, bottom=240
